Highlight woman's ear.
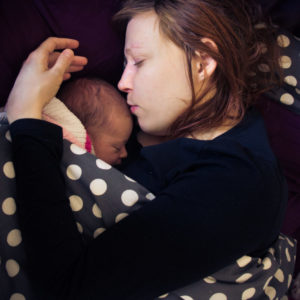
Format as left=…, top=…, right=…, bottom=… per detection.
left=194, top=38, right=218, bottom=82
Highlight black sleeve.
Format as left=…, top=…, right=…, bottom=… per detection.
left=10, top=119, right=284, bottom=300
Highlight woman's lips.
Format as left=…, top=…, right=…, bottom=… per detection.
left=130, top=105, right=139, bottom=113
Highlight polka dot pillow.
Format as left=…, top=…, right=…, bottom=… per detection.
left=265, top=29, right=300, bottom=114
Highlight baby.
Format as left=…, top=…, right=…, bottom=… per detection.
left=43, top=78, right=133, bottom=165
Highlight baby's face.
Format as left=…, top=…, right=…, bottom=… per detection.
left=92, top=116, right=133, bottom=165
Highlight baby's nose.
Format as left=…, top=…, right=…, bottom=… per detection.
left=119, top=147, right=128, bottom=159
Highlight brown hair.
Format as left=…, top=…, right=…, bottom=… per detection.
left=114, top=0, right=282, bottom=138
left=57, top=78, right=131, bottom=135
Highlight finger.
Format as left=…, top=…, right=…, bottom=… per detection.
left=71, top=55, right=88, bottom=66
left=49, top=52, right=87, bottom=68
left=66, top=65, right=84, bottom=73
left=36, top=38, right=79, bottom=68
left=39, top=37, right=79, bottom=54
left=48, top=52, right=60, bottom=68
left=63, top=73, right=71, bottom=81
left=50, top=49, right=75, bottom=79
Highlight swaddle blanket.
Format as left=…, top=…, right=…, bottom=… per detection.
left=0, top=115, right=296, bottom=300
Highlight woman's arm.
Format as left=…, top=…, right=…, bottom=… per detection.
left=10, top=118, right=286, bottom=300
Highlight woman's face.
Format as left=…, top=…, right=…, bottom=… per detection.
left=118, top=11, right=193, bottom=136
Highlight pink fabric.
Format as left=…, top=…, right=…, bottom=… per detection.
left=85, top=134, right=92, bottom=153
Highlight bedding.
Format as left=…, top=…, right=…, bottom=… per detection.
left=0, top=115, right=297, bottom=299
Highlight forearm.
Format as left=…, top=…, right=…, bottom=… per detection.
left=10, top=119, right=85, bottom=298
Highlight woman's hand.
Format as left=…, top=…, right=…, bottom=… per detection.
left=5, top=37, right=88, bottom=123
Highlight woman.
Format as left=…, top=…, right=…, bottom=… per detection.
left=5, top=0, right=292, bottom=299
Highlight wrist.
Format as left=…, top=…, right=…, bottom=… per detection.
left=6, top=108, right=42, bottom=124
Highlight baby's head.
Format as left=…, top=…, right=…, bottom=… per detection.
left=58, top=78, right=133, bottom=165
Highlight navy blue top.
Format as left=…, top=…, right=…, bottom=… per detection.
left=10, top=109, right=287, bottom=300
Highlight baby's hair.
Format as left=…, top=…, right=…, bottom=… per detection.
left=57, top=78, right=131, bottom=135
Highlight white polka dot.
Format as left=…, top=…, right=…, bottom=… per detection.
left=288, top=274, right=292, bottom=288
left=265, top=286, right=276, bottom=300
left=181, top=296, right=194, bottom=300
left=203, top=276, right=216, bottom=284
left=115, top=213, right=129, bottom=223
left=9, top=293, right=26, bottom=300
left=237, top=256, right=252, bottom=267
left=242, top=288, right=256, bottom=300
left=274, top=269, right=284, bottom=282
left=158, top=294, right=169, bottom=299
left=124, top=175, right=136, bottom=182
left=3, top=161, right=15, bottom=179
left=70, top=144, right=86, bottom=155
left=284, top=76, right=297, bottom=87
left=268, top=248, right=275, bottom=256
left=277, top=35, right=290, bottom=48
left=69, top=195, right=83, bottom=212
left=96, top=159, right=112, bottom=170
left=280, top=93, right=294, bottom=105
left=2, top=197, right=16, bottom=215
left=279, top=56, right=292, bottom=69
left=258, top=258, right=262, bottom=264
left=6, top=259, right=20, bottom=277
left=263, top=257, right=272, bottom=270
left=93, top=228, right=106, bottom=238
left=121, top=190, right=139, bottom=206
left=296, top=88, right=300, bottom=95
left=209, top=293, right=227, bottom=300
left=92, top=204, right=102, bottom=218
left=146, top=193, right=155, bottom=200
left=258, top=64, right=270, bottom=72
left=7, top=229, right=22, bottom=247
left=90, top=179, right=107, bottom=196
left=5, top=130, right=12, bottom=142
left=236, top=273, right=253, bottom=283
left=285, top=248, right=291, bottom=262
left=259, top=42, right=268, bottom=54
left=264, top=277, right=273, bottom=290
left=66, top=164, right=82, bottom=180
left=286, top=237, right=294, bottom=247
left=76, top=222, right=83, bottom=233
left=254, top=23, right=267, bottom=29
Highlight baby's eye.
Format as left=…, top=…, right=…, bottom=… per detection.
left=113, top=146, right=121, bottom=152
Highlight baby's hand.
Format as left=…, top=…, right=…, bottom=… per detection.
left=5, top=37, right=88, bottom=123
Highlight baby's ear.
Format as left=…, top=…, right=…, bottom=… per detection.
left=194, top=38, right=218, bottom=82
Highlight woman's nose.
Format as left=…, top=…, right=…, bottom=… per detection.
left=118, top=67, right=133, bottom=93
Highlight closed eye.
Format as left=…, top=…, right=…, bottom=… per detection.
left=134, top=60, right=144, bottom=67
left=113, top=146, right=121, bottom=152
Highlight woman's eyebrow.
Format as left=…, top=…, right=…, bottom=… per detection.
left=124, top=45, right=144, bottom=56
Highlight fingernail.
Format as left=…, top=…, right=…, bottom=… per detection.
left=64, top=49, right=74, bottom=57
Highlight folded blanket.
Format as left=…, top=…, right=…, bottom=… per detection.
left=42, top=97, right=95, bottom=154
